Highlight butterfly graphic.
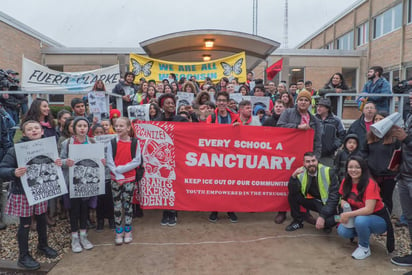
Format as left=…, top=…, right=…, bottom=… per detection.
left=89, top=94, right=95, bottom=100
left=90, top=102, right=96, bottom=106
left=131, top=58, right=153, bottom=77
left=220, top=58, right=243, bottom=76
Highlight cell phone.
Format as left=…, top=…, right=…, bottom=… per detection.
left=334, top=215, right=341, bottom=222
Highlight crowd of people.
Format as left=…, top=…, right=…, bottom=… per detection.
left=1, top=66, right=412, bottom=270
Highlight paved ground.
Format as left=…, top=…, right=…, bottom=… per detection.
left=48, top=210, right=410, bottom=275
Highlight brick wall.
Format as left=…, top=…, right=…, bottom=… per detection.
left=355, top=2, right=370, bottom=24
left=334, top=13, right=355, bottom=38
left=0, top=21, right=45, bottom=74
left=369, top=29, right=402, bottom=68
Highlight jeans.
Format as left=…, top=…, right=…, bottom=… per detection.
left=398, top=178, right=412, bottom=244
left=337, top=215, right=387, bottom=248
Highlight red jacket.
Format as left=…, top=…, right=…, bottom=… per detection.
left=206, top=108, right=239, bottom=124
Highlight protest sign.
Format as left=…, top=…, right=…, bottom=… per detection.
left=15, top=137, right=67, bottom=206
left=22, top=57, right=120, bottom=92
left=88, top=91, right=108, bottom=120
left=250, top=96, right=270, bottom=111
left=229, top=93, right=243, bottom=104
left=68, top=144, right=105, bottom=198
left=129, top=52, right=247, bottom=83
left=176, top=92, right=195, bottom=112
left=128, top=104, right=150, bottom=121
left=132, top=121, right=314, bottom=212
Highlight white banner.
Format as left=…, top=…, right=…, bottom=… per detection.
left=15, top=137, right=67, bottom=206
left=21, top=57, right=120, bottom=92
left=68, top=143, right=105, bottom=198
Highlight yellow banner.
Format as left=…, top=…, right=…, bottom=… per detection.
left=129, top=52, right=247, bottom=83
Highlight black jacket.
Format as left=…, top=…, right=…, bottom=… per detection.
left=347, top=114, right=368, bottom=153
left=262, top=113, right=281, bottom=127
left=315, top=112, right=346, bottom=157
left=0, top=137, right=31, bottom=194
left=364, top=138, right=400, bottom=177
left=290, top=166, right=340, bottom=219
left=334, top=133, right=362, bottom=182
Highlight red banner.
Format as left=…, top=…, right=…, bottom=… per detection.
left=133, top=121, right=314, bottom=212
left=266, top=58, right=283, bottom=80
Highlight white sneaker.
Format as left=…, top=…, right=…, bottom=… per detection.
left=79, top=234, right=94, bottom=250
left=352, top=245, right=371, bottom=260
left=71, top=235, right=83, bottom=253
left=124, top=232, right=133, bottom=244
left=115, top=232, right=124, bottom=245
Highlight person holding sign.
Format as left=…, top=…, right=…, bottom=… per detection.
left=0, top=120, right=59, bottom=270
left=206, top=91, right=239, bottom=223
left=106, top=117, right=142, bottom=244
left=60, top=117, right=105, bottom=253
left=112, top=72, right=139, bottom=116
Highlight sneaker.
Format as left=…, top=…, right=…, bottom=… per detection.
left=115, top=232, right=124, bottom=245
left=124, top=232, right=133, bottom=244
left=79, top=233, right=94, bottom=250
left=37, top=246, right=58, bottom=258
left=351, top=245, right=371, bottom=260
left=161, top=211, right=169, bottom=226
left=274, top=212, right=286, bottom=224
left=168, top=212, right=177, bottom=227
left=71, top=235, right=83, bottom=253
left=285, top=220, right=303, bottom=231
left=209, top=212, right=218, bottom=223
left=17, top=254, right=40, bottom=270
left=391, top=254, right=412, bottom=266
left=96, top=219, right=104, bottom=232
left=227, top=212, right=238, bottom=223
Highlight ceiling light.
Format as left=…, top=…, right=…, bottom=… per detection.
left=202, top=54, right=211, bottom=61
left=204, top=39, right=214, bottom=48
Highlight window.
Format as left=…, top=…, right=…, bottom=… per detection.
left=357, top=22, right=369, bottom=46
left=324, top=41, right=334, bottom=50
left=336, top=31, right=354, bottom=50
left=289, top=68, right=304, bottom=85
left=373, top=3, right=403, bottom=39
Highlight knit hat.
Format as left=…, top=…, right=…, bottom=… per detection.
left=110, top=109, right=121, bottom=119
left=318, top=98, right=331, bottom=109
left=73, top=116, right=90, bottom=135
left=297, top=90, right=311, bottom=101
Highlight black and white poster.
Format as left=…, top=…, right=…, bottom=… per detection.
left=15, top=137, right=67, bottom=206
left=128, top=104, right=150, bottom=121
left=68, top=144, right=105, bottom=198
left=250, top=96, right=270, bottom=111
left=176, top=92, right=194, bottom=113
left=229, top=93, right=243, bottom=104
left=88, top=91, right=108, bottom=120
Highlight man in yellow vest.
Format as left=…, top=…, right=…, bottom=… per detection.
left=285, top=152, right=339, bottom=232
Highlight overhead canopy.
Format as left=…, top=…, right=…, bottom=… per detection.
left=140, top=30, right=280, bottom=71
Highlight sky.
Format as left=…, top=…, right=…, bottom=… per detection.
left=1, top=0, right=359, bottom=49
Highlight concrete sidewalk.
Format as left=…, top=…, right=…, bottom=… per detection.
left=50, top=210, right=408, bottom=275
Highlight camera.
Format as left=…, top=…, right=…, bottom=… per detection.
left=393, top=77, right=411, bottom=94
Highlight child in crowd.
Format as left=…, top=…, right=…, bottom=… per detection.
left=106, top=117, right=141, bottom=245
left=60, top=117, right=105, bottom=253
left=101, top=118, right=114, bottom=134
left=0, top=120, right=59, bottom=270
left=109, top=109, right=121, bottom=133
left=334, top=133, right=361, bottom=183
left=91, top=124, right=115, bottom=231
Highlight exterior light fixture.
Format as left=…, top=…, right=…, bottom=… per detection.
left=202, top=54, right=211, bottom=61
left=204, top=39, right=214, bottom=48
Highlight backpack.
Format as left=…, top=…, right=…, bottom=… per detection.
left=110, top=137, right=145, bottom=182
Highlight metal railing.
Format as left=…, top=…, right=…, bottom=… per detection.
left=0, top=90, right=124, bottom=114
left=321, top=92, right=410, bottom=119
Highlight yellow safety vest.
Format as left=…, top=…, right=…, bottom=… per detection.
left=298, top=164, right=331, bottom=205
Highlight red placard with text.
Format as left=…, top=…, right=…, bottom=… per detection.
left=132, top=121, right=314, bottom=212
